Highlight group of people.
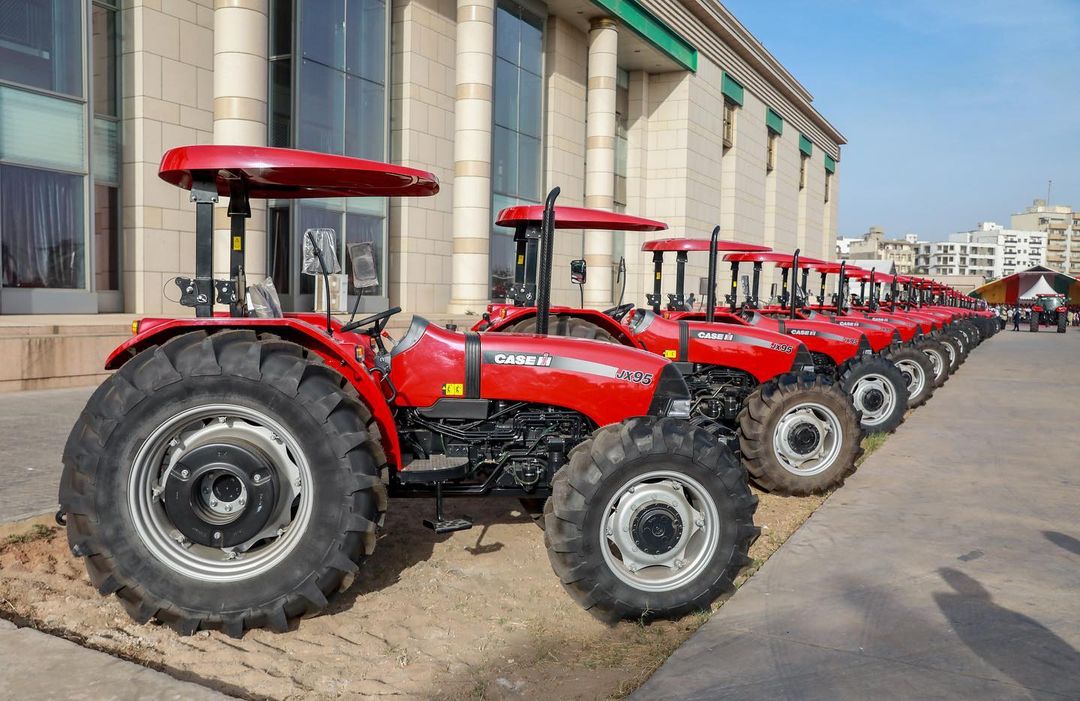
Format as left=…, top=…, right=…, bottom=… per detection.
left=996, top=305, right=1080, bottom=330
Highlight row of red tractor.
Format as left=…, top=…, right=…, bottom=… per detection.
left=56, top=146, right=998, bottom=637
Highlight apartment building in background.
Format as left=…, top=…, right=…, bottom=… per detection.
left=0, top=0, right=844, bottom=316
left=843, top=227, right=918, bottom=273
left=1010, top=200, right=1080, bottom=277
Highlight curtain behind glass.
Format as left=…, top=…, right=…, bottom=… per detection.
left=1, top=165, right=85, bottom=288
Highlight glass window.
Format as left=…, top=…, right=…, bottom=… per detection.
left=93, top=183, right=118, bottom=290
left=1, top=164, right=85, bottom=289
left=269, top=0, right=389, bottom=306
left=722, top=100, right=735, bottom=150
left=0, top=0, right=83, bottom=97
left=766, top=130, right=777, bottom=173
left=490, top=0, right=543, bottom=297
left=0, top=85, right=86, bottom=173
left=91, top=5, right=117, bottom=116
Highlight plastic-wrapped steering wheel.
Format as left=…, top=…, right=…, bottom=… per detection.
left=605, top=303, right=636, bottom=322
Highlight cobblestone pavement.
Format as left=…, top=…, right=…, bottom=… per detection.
left=0, top=386, right=96, bottom=522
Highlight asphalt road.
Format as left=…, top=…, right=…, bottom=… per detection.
left=0, top=385, right=96, bottom=522
left=634, top=325, right=1080, bottom=701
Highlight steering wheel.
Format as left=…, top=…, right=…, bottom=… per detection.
left=341, top=306, right=401, bottom=334
left=605, top=303, right=636, bottom=322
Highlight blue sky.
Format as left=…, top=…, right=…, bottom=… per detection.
left=723, top=0, right=1080, bottom=240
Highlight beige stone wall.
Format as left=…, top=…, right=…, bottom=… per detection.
left=389, top=0, right=457, bottom=314
left=120, top=0, right=215, bottom=315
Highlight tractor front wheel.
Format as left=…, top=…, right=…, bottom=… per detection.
left=886, top=346, right=935, bottom=408
left=544, top=417, right=757, bottom=620
left=938, top=334, right=962, bottom=373
left=737, top=374, right=863, bottom=496
left=915, top=338, right=951, bottom=387
left=59, top=330, right=387, bottom=636
left=1057, top=313, right=1067, bottom=334
left=839, top=356, right=909, bottom=434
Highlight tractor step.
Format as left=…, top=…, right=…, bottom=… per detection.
left=397, top=455, right=469, bottom=484
left=423, top=516, right=474, bottom=533
left=420, top=481, right=472, bottom=534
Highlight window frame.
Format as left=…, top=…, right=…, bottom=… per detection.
left=722, top=98, right=736, bottom=151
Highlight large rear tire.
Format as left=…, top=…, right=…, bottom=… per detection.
left=839, top=356, right=909, bottom=434
left=544, top=417, right=757, bottom=620
left=1058, top=313, right=1067, bottom=334
left=886, top=346, right=935, bottom=408
left=738, top=374, right=863, bottom=496
left=59, top=330, right=387, bottom=636
left=1029, top=315, right=1039, bottom=332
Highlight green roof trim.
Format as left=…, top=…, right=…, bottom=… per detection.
left=824, top=154, right=836, bottom=173
left=766, top=108, right=784, bottom=135
left=590, top=0, right=698, bottom=72
left=799, top=134, right=813, bottom=157
left=722, top=72, right=744, bottom=105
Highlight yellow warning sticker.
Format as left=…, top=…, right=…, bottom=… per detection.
left=517, top=254, right=525, bottom=265
left=663, top=349, right=677, bottom=359
left=232, top=236, right=242, bottom=251
left=441, top=383, right=464, bottom=396
left=655, top=272, right=662, bottom=280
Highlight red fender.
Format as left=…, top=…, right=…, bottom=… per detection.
left=473, top=304, right=639, bottom=346
left=105, top=315, right=404, bottom=470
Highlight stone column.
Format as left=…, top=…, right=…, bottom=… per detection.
left=212, top=0, right=268, bottom=278
left=448, top=0, right=495, bottom=314
left=583, top=17, right=617, bottom=307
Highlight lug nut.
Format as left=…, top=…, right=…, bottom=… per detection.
left=210, top=499, right=218, bottom=507
left=253, top=474, right=262, bottom=483
left=213, top=531, right=222, bottom=540
left=180, top=469, right=190, bottom=478
left=224, top=504, right=232, bottom=512
left=238, top=499, right=246, bottom=507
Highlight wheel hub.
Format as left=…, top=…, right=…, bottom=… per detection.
left=788, top=422, right=822, bottom=454
left=850, top=374, right=894, bottom=425
left=631, top=504, right=684, bottom=555
left=773, top=404, right=843, bottom=476
left=163, top=443, right=277, bottom=548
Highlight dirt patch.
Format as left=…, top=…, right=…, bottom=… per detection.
left=0, top=492, right=823, bottom=700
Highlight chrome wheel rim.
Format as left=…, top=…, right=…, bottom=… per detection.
left=772, top=402, right=843, bottom=476
left=943, top=341, right=956, bottom=367
left=128, top=404, right=313, bottom=582
left=924, top=348, right=945, bottom=381
left=600, top=470, right=720, bottom=593
left=850, top=373, right=896, bottom=427
left=895, top=358, right=927, bottom=400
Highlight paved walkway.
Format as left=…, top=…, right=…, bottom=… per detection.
left=635, top=327, right=1080, bottom=701
left=0, top=618, right=230, bottom=700
left=0, top=386, right=95, bottom=522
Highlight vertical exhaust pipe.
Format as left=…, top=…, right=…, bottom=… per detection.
left=706, top=225, right=720, bottom=322
left=535, top=187, right=560, bottom=335
left=789, top=249, right=800, bottom=319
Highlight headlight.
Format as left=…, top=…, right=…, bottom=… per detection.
left=666, top=398, right=692, bottom=418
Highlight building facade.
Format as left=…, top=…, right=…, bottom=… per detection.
left=915, top=237, right=998, bottom=278
left=844, top=227, right=918, bottom=274
left=1010, top=200, right=1080, bottom=277
left=0, top=0, right=844, bottom=316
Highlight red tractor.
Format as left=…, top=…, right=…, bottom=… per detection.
left=57, top=146, right=757, bottom=636
left=1028, top=293, right=1069, bottom=333
left=664, top=244, right=912, bottom=430
left=477, top=212, right=863, bottom=496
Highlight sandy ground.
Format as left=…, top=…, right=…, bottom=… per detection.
left=0, top=489, right=823, bottom=701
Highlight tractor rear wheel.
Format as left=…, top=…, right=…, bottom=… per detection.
left=839, top=356, right=909, bottom=434
left=886, top=346, right=935, bottom=408
left=915, top=338, right=950, bottom=387
left=1058, top=313, right=1067, bottom=334
left=544, top=417, right=757, bottom=620
left=59, top=330, right=387, bottom=636
left=737, top=373, right=863, bottom=496
left=506, top=314, right=619, bottom=343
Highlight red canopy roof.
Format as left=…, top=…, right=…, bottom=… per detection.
left=641, top=238, right=771, bottom=253
left=807, top=262, right=845, bottom=274
left=496, top=205, right=666, bottom=231
left=159, top=145, right=440, bottom=199
left=724, top=251, right=826, bottom=265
